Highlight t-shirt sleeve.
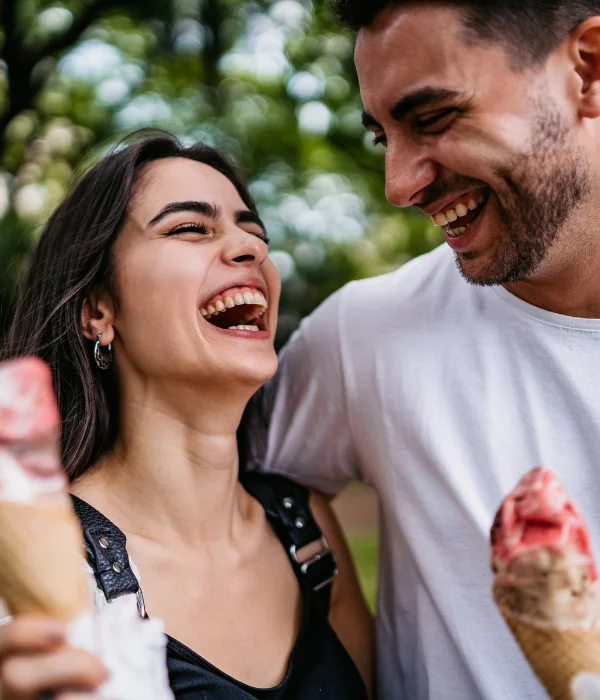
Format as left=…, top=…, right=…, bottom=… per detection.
left=243, top=286, right=360, bottom=496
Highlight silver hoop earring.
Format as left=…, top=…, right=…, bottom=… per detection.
left=94, top=333, right=113, bottom=370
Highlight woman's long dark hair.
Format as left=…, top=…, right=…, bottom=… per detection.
left=3, top=130, right=260, bottom=481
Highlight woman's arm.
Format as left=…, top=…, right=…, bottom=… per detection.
left=309, top=491, right=375, bottom=699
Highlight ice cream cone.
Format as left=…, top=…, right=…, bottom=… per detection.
left=0, top=498, right=89, bottom=621
left=495, top=594, right=600, bottom=700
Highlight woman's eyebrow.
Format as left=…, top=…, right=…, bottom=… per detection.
left=147, top=200, right=221, bottom=227
left=236, top=210, right=267, bottom=235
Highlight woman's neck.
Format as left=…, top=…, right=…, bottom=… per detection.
left=71, top=388, right=255, bottom=550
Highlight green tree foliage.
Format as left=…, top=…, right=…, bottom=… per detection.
left=0, top=0, right=443, bottom=347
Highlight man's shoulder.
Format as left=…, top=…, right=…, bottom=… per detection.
left=294, top=244, right=463, bottom=348
left=338, top=244, right=461, bottom=313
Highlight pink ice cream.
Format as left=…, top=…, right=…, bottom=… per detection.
left=492, top=467, right=600, bottom=629
left=0, top=357, right=66, bottom=499
left=0, top=356, right=60, bottom=442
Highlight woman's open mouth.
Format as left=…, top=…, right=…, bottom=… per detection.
left=200, top=286, right=268, bottom=335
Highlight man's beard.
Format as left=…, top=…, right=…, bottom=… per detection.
left=457, top=103, right=591, bottom=286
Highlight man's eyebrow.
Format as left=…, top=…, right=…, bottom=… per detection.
left=361, top=87, right=462, bottom=131
left=148, top=200, right=221, bottom=227
left=236, top=210, right=267, bottom=236
left=361, top=110, right=382, bottom=130
left=390, top=87, right=462, bottom=122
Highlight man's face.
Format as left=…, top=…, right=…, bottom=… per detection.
left=355, top=4, right=591, bottom=286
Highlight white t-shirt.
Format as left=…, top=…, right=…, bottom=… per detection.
left=254, top=244, right=600, bottom=700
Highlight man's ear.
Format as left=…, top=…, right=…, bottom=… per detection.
left=571, top=18, right=600, bottom=118
left=81, top=285, right=116, bottom=344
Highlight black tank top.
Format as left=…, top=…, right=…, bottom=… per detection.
left=72, top=472, right=369, bottom=700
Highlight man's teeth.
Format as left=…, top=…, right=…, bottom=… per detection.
left=431, top=194, right=485, bottom=227
left=200, top=289, right=268, bottom=319
left=228, top=325, right=259, bottom=331
left=447, top=227, right=467, bottom=239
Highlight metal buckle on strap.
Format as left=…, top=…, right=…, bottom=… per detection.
left=290, top=536, right=338, bottom=591
left=136, top=586, right=147, bottom=618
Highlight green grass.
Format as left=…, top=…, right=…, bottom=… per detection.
left=347, top=531, right=378, bottom=612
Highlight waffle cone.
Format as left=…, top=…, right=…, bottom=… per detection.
left=495, top=596, right=600, bottom=700
left=0, top=499, right=88, bottom=621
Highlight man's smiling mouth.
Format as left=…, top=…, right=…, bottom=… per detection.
left=429, top=190, right=490, bottom=238
left=200, top=286, right=268, bottom=332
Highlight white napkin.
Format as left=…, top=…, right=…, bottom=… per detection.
left=68, top=603, right=174, bottom=700
left=572, top=674, right=600, bottom=699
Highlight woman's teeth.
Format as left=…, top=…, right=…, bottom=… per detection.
left=200, top=289, right=267, bottom=320
left=431, top=194, right=485, bottom=227
left=228, top=325, right=259, bottom=331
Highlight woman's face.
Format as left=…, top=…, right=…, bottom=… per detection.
left=109, top=157, right=280, bottom=393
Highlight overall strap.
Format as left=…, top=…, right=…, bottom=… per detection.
left=70, top=495, right=142, bottom=610
left=240, top=472, right=338, bottom=614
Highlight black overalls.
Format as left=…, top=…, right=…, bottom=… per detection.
left=72, top=472, right=369, bottom=700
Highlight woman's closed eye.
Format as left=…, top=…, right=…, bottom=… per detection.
left=250, top=230, right=270, bottom=246
left=165, top=222, right=210, bottom=237
left=165, top=221, right=270, bottom=245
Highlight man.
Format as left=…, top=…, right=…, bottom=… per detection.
left=248, top=2, right=600, bottom=699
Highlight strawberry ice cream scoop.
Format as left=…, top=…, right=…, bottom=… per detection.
left=0, top=356, right=60, bottom=443
left=0, top=357, right=66, bottom=501
left=492, top=467, right=597, bottom=584
left=492, top=467, right=600, bottom=630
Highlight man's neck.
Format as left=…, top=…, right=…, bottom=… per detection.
left=503, top=239, right=600, bottom=319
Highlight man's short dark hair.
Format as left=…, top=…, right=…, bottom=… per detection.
left=333, top=0, right=600, bottom=68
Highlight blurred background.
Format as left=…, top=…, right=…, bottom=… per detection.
left=0, top=0, right=443, bottom=609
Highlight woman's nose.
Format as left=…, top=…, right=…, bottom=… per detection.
left=222, top=229, right=269, bottom=266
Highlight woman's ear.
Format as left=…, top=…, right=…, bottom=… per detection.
left=81, top=286, right=116, bottom=344
left=572, top=19, right=600, bottom=119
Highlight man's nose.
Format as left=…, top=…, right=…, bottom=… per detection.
left=384, top=143, right=437, bottom=209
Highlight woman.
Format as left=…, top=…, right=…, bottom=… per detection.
left=0, top=132, right=373, bottom=699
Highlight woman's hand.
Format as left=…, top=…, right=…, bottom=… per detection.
left=0, top=617, right=107, bottom=699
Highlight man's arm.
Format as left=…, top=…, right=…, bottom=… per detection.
left=310, top=490, right=375, bottom=698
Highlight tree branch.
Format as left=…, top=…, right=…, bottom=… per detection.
left=0, top=0, right=118, bottom=152
left=202, top=0, right=224, bottom=114
left=0, top=0, right=18, bottom=61
left=0, top=0, right=166, bottom=155
left=28, top=0, right=114, bottom=66
left=0, top=0, right=29, bottom=146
